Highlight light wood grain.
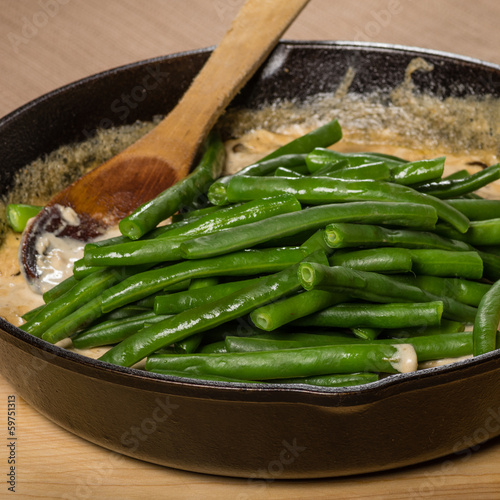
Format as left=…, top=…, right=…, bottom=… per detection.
left=1, top=0, right=500, bottom=498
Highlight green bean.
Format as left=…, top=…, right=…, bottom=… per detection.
left=98, top=251, right=329, bottom=367
left=298, top=263, right=477, bottom=322
left=273, top=166, right=304, bottom=177
left=100, top=246, right=307, bottom=314
left=416, top=164, right=500, bottom=199
left=478, top=251, right=500, bottom=282
left=71, top=311, right=171, bottom=349
left=179, top=201, right=439, bottom=260
left=408, top=249, right=483, bottom=279
left=445, top=199, right=500, bottom=221
left=389, top=275, right=490, bottom=307
left=270, top=372, right=379, bottom=387
left=329, top=247, right=413, bottom=274
left=225, top=331, right=477, bottom=362
left=119, top=130, right=226, bottom=240
left=293, top=301, right=443, bottom=329
left=324, top=222, right=471, bottom=252
left=305, top=148, right=403, bottom=173
left=144, top=343, right=418, bottom=378
left=154, top=277, right=265, bottom=315
left=351, top=327, right=381, bottom=340
left=250, top=289, right=346, bottom=331
left=42, top=275, right=79, bottom=303
left=208, top=119, right=342, bottom=205
left=473, top=279, right=500, bottom=356
left=443, top=170, right=470, bottom=181
left=21, top=267, right=132, bottom=337
left=187, top=277, right=219, bottom=290
left=382, top=319, right=465, bottom=339
left=322, top=162, right=391, bottom=181
left=6, top=203, right=42, bottom=232
left=199, top=341, right=228, bottom=354
left=223, top=176, right=469, bottom=233
left=84, top=195, right=302, bottom=266
left=390, top=157, right=445, bottom=185
left=435, top=219, right=500, bottom=246
left=310, top=159, right=350, bottom=176
left=225, top=332, right=358, bottom=352
left=171, top=204, right=223, bottom=223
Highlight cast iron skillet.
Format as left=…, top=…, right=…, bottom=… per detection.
left=1, top=42, right=500, bottom=479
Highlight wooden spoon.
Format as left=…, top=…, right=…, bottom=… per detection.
left=20, top=0, right=310, bottom=290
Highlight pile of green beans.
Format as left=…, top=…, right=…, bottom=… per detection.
left=18, top=119, right=500, bottom=388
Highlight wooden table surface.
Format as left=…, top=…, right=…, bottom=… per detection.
left=1, top=1, right=500, bottom=498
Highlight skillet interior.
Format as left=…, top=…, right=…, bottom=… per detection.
left=0, top=41, right=500, bottom=478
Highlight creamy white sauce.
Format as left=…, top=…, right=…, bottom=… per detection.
left=387, top=344, right=419, bottom=374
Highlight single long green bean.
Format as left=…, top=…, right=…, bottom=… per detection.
left=324, top=222, right=471, bottom=252
left=224, top=175, right=469, bottom=233
left=270, top=373, right=380, bottom=387
left=119, top=130, right=226, bottom=240
left=320, top=162, right=391, bottom=181
left=144, top=343, right=418, bottom=378
left=99, top=251, right=329, bottom=367
left=42, top=275, right=79, bottom=303
left=416, top=164, right=500, bottom=199
left=225, top=331, right=478, bottom=362
left=390, top=157, right=445, bottom=185
left=305, top=148, right=403, bottom=173
left=293, top=301, right=443, bottom=329
left=179, top=201, right=439, bottom=260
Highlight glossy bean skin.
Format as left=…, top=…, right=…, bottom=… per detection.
left=145, top=343, right=417, bottom=379
left=225, top=332, right=478, bottom=363
left=180, top=201, right=439, bottom=260
left=293, top=301, right=443, bottom=329
left=416, top=164, right=500, bottom=198
left=224, top=175, right=469, bottom=233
